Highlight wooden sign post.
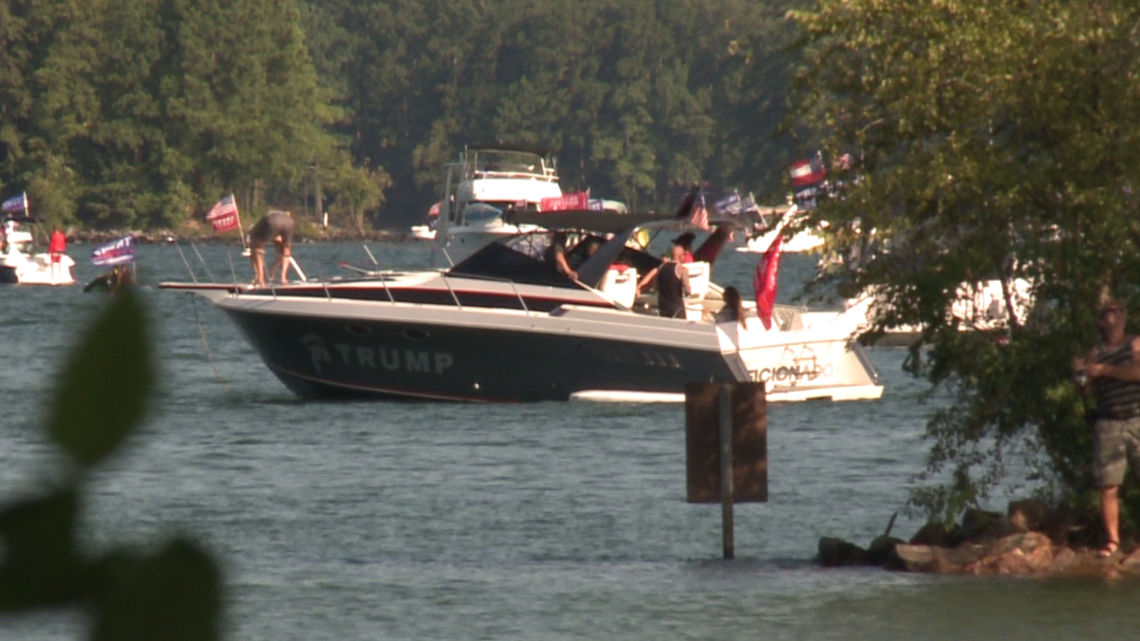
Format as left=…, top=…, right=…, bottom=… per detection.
left=685, top=382, right=768, bottom=560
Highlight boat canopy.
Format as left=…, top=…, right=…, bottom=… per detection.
left=450, top=212, right=745, bottom=291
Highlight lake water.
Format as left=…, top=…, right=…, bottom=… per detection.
left=2, top=238, right=1138, bottom=640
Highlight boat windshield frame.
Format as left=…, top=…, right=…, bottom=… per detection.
left=446, top=214, right=743, bottom=290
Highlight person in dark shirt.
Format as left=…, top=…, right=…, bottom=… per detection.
left=1074, top=298, right=1140, bottom=558
left=248, top=210, right=295, bottom=286
left=546, top=231, right=577, bottom=281
left=635, top=241, right=691, bottom=318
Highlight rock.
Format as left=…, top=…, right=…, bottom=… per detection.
left=1048, top=546, right=1081, bottom=574
left=983, top=531, right=1052, bottom=558
left=867, top=535, right=905, bottom=567
left=1117, top=547, right=1140, bottom=571
left=909, top=520, right=953, bottom=547
left=958, top=508, right=1019, bottom=543
left=1007, top=499, right=1050, bottom=533
left=818, top=537, right=868, bottom=567
left=894, top=543, right=987, bottom=573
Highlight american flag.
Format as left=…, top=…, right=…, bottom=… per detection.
left=206, top=194, right=241, bottom=233
left=688, top=195, right=710, bottom=230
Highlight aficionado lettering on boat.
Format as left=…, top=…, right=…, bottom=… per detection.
left=249, top=210, right=294, bottom=286
left=1074, top=297, right=1140, bottom=559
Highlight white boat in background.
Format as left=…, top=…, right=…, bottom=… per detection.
left=409, top=202, right=439, bottom=241
left=0, top=215, right=74, bottom=285
left=836, top=278, right=1034, bottom=346
left=161, top=211, right=883, bottom=403
left=738, top=204, right=827, bottom=254
left=432, top=144, right=562, bottom=267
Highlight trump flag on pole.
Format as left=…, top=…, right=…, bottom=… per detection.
left=91, top=234, right=136, bottom=266
left=789, top=155, right=826, bottom=187
left=752, top=235, right=783, bottom=330
left=2, top=192, right=27, bottom=214
left=206, top=194, right=241, bottom=233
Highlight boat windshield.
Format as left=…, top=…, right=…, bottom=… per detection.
left=448, top=228, right=659, bottom=291
left=471, top=149, right=549, bottom=177
left=448, top=232, right=573, bottom=287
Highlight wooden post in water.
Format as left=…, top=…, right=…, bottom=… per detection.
left=685, top=382, right=767, bottom=560
left=718, top=384, right=735, bottom=559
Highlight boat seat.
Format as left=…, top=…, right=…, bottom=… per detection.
left=682, top=261, right=710, bottom=299
left=598, top=264, right=638, bottom=308
left=682, top=261, right=711, bottom=321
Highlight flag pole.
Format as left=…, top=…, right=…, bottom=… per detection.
left=234, top=193, right=248, bottom=252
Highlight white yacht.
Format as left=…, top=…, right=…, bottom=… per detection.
left=0, top=215, right=74, bottom=285
left=431, top=144, right=562, bottom=267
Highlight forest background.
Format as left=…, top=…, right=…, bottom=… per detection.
left=0, top=0, right=801, bottom=235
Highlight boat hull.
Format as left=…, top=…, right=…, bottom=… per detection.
left=220, top=301, right=737, bottom=402
left=0, top=253, right=75, bottom=285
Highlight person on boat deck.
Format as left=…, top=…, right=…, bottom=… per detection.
left=49, top=227, right=66, bottom=279
left=546, top=231, right=577, bottom=281
left=672, top=232, right=696, bottom=263
left=716, top=286, right=748, bottom=329
left=248, top=210, right=295, bottom=287
left=1073, top=298, right=1140, bottom=559
left=635, top=241, right=691, bottom=318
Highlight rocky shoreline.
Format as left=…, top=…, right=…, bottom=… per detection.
left=819, top=500, right=1140, bottom=577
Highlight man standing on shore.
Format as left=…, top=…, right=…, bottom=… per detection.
left=1074, top=298, right=1140, bottom=558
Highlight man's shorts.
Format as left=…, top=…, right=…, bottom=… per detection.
left=1094, top=415, right=1140, bottom=486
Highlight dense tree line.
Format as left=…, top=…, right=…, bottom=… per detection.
left=0, top=0, right=801, bottom=232
left=792, top=0, right=1140, bottom=524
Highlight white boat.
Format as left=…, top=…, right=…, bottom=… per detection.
left=431, top=144, right=562, bottom=267
left=409, top=203, right=439, bottom=241
left=835, top=278, right=1034, bottom=346
left=160, top=212, right=883, bottom=403
left=738, top=204, right=827, bottom=254
left=0, top=215, right=75, bottom=285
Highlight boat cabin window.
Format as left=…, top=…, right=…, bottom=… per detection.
left=473, top=150, right=543, bottom=176
left=462, top=203, right=502, bottom=223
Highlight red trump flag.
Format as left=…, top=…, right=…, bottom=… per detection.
left=752, top=235, right=783, bottom=330
left=206, top=194, right=241, bottom=233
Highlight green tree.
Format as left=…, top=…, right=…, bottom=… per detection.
left=791, top=0, right=1140, bottom=524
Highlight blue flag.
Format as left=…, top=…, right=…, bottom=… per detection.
left=92, top=234, right=136, bottom=266
left=1, top=192, right=26, bottom=214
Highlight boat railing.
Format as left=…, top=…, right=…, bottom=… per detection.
left=235, top=269, right=529, bottom=315
left=438, top=272, right=531, bottom=313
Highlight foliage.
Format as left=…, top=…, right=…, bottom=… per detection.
left=262, top=0, right=802, bottom=222
left=790, top=0, right=1140, bottom=523
left=0, top=291, right=222, bottom=640
left=1, top=0, right=805, bottom=231
left=0, top=0, right=338, bottom=230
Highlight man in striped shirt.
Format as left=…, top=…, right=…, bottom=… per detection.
left=1075, top=298, right=1140, bottom=558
